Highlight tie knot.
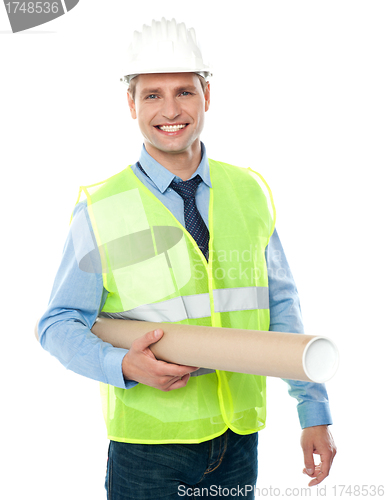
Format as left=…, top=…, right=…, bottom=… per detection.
left=170, top=175, right=203, bottom=200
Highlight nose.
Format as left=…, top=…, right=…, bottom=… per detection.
left=161, top=96, right=181, bottom=121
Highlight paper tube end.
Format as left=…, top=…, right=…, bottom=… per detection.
left=303, top=337, right=339, bottom=383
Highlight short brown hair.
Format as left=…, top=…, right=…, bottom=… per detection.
left=128, top=74, right=208, bottom=102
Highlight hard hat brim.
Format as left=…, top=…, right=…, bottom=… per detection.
left=121, top=69, right=213, bottom=86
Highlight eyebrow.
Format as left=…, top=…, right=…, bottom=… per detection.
left=139, top=85, right=198, bottom=97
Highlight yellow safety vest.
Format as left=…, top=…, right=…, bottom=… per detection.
left=77, top=159, right=276, bottom=444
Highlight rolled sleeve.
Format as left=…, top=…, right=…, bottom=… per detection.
left=282, top=379, right=333, bottom=428
left=266, top=229, right=333, bottom=428
left=38, top=202, right=133, bottom=389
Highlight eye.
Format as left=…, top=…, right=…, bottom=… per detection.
left=146, top=94, right=158, bottom=100
left=180, top=91, right=192, bottom=97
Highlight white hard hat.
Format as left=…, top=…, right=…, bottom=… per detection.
left=121, top=18, right=213, bottom=85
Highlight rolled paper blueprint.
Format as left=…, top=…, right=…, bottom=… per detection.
left=91, top=319, right=339, bottom=383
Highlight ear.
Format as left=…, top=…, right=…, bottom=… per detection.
left=204, top=82, right=211, bottom=112
left=127, top=91, right=137, bottom=119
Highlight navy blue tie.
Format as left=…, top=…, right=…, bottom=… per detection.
left=170, top=176, right=209, bottom=261
left=137, top=163, right=209, bottom=260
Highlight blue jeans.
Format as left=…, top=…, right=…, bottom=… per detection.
left=105, top=429, right=258, bottom=499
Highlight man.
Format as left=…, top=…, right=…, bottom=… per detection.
left=38, top=18, right=336, bottom=499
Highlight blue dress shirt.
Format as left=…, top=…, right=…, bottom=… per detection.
left=38, top=143, right=332, bottom=429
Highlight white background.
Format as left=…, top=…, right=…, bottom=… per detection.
left=1, top=1, right=385, bottom=498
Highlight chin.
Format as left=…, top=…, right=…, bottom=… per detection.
left=152, top=141, right=194, bottom=155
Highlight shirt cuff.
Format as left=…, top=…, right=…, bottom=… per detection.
left=297, top=400, right=333, bottom=429
left=102, top=347, right=138, bottom=390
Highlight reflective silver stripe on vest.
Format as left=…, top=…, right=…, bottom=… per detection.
left=100, top=294, right=211, bottom=323
left=100, top=286, right=268, bottom=378
left=100, top=287, right=269, bottom=323
left=213, top=286, right=269, bottom=313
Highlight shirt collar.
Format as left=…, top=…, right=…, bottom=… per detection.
left=138, top=142, right=212, bottom=193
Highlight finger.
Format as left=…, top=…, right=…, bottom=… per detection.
left=302, top=444, right=316, bottom=477
left=164, top=373, right=191, bottom=391
left=132, top=329, right=164, bottom=352
left=132, top=332, right=199, bottom=374
left=155, top=360, right=199, bottom=378
left=303, top=464, right=321, bottom=477
left=309, top=469, right=327, bottom=486
left=308, top=453, right=332, bottom=487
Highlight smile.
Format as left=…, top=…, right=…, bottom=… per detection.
left=157, top=124, right=187, bottom=132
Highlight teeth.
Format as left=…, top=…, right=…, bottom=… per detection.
left=159, top=124, right=187, bottom=132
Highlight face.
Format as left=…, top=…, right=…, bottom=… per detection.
left=127, top=73, right=210, bottom=159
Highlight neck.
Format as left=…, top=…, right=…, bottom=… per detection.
left=144, top=140, right=202, bottom=181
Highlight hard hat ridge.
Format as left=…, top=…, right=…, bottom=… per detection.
left=121, top=17, right=212, bottom=86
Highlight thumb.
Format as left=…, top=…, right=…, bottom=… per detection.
left=133, top=328, right=164, bottom=352
left=303, top=446, right=315, bottom=476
